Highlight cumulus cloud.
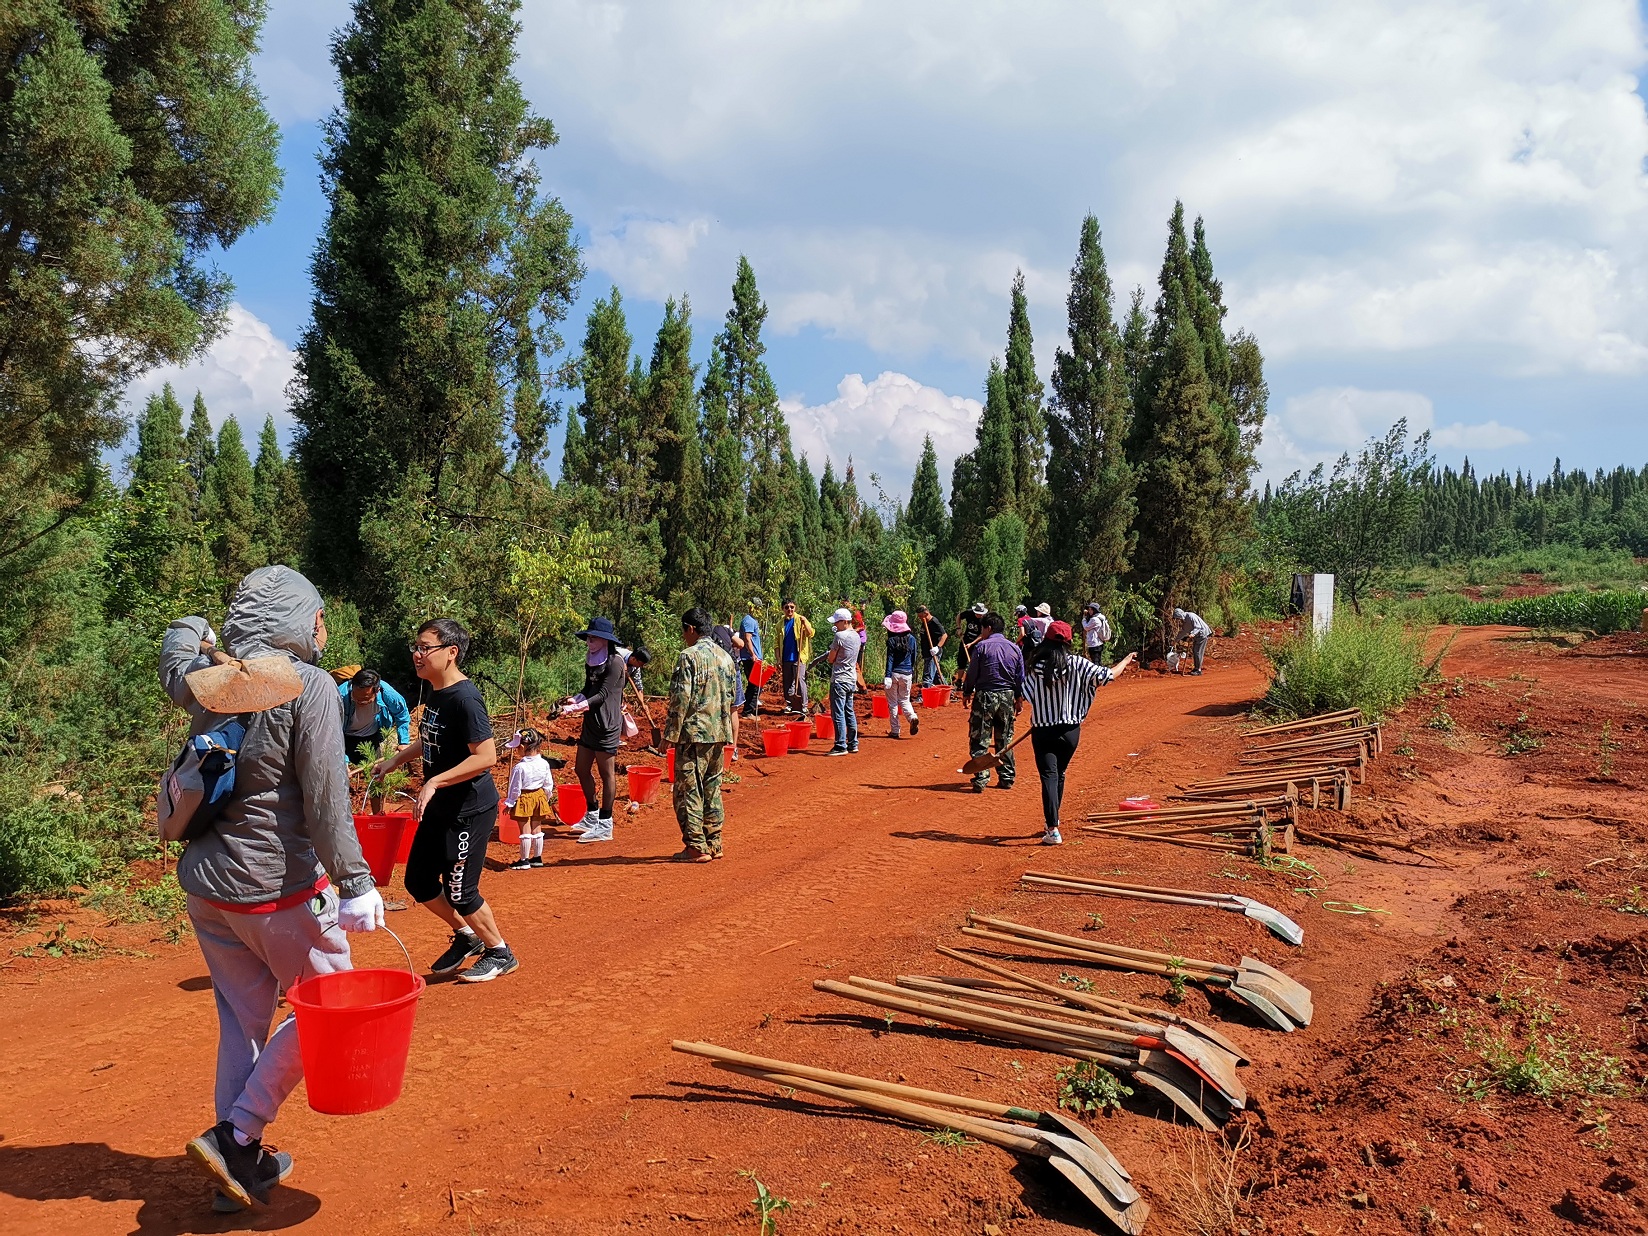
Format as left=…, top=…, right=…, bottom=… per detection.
left=1258, top=386, right=1533, bottom=480
left=782, top=372, right=982, bottom=497
left=123, top=304, right=299, bottom=442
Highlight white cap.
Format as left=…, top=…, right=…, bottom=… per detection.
left=830, top=607, right=853, bottom=624
left=1034, top=602, right=1052, bottom=617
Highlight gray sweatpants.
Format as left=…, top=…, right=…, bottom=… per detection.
left=188, top=889, right=352, bottom=1139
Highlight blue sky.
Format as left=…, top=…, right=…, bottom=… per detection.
left=128, top=1, right=1648, bottom=500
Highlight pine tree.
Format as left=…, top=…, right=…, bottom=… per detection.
left=129, top=384, right=191, bottom=532
left=252, top=416, right=305, bottom=566
left=184, top=392, right=216, bottom=513
left=646, top=298, right=702, bottom=601
left=906, top=435, right=949, bottom=555
left=1004, top=271, right=1048, bottom=575
left=203, top=415, right=260, bottom=580
left=717, top=259, right=796, bottom=575
left=950, top=359, right=1014, bottom=585
left=567, top=288, right=648, bottom=528
left=696, top=348, right=747, bottom=613
left=292, top=0, right=582, bottom=599
left=1121, top=287, right=1151, bottom=414
left=1046, top=215, right=1134, bottom=615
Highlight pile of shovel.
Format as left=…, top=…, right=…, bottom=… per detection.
left=673, top=1041, right=1151, bottom=1232
left=1020, top=871, right=1304, bottom=945
left=960, top=914, right=1314, bottom=1033
left=1080, top=797, right=1296, bottom=856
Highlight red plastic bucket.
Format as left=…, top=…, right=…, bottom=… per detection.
left=556, top=784, right=587, bottom=825
left=665, top=747, right=675, bottom=782
left=353, top=815, right=410, bottom=888
left=289, top=959, right=424, bottom=1115
left=496, top=801, right=520, bottom=846
left=939, top=686, right=954, bottom=706
left=760, top=729, right=790, bottom=758
left=1118, top=796, right=1161, bottom=813
left=814, top=713, right=835, bottom=743
left=749, top=659, right=776, bottom=687
left=787, top=720, right=811, bottom=750
left=394, top=814, right=417, bottom=863
left=921, top=686, right=944, bottom=709
left=628, top=765, right=663, bottom=805
left=871, top=694, right=890, bottom=718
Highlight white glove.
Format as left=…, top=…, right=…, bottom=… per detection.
left=202, top=626, right=217, bottom=650
left=559, top=699, right=589, bottom=716
left=929, top=648, right=940, bottom=659
left=883, top=677, right=892, bottom=689
left=339, top=888, right=385, bottom=933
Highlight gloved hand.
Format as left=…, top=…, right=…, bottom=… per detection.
left=560, top=698, right=589, bottom=716
left=883, top=677, right=892, bottom=689
left=338, top=888, right=385, bottom=933
left=202, top=626, right=217, bottom=650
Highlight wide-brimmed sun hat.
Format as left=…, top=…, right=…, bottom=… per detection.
left=574, top=616, right=619, bottom=642
left=883, top=610, right=911, bottom=633
left=1034, top=602, right=1052, bottom=617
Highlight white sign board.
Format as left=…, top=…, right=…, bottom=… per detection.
left=1305, top=573, right=1334, bottom=638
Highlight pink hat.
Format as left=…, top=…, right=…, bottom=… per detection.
left=883, top=610, right=911, bottom=633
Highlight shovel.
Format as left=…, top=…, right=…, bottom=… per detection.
left=1021, top=872, right=1305, bottom=946
left=186, top=648, right=304, bottom=715
left=625, top=677, right=665, bottom=754
left=673, top=1043, right=1149, bottom=1233
left=960, top=728, right=1032, bottom=775
left=970, top=915, right=1314, bottom=1029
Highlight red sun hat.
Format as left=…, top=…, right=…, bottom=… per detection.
left=1046, top=620, right=1074, bottom=643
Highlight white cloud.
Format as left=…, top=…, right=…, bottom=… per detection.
left=123, top=304, right=299, bottom=442
left=1258, top=385, right=1532, bottom=480
left=782, top=372, right=982, bottom=497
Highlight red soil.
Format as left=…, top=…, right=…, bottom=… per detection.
left=1, top=627, right=1645, bottom=1234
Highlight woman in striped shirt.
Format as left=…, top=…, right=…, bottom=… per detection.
left=1023, top=621, right=1135, bottom=845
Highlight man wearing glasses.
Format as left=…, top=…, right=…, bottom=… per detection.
left=373, top=619, right=517, bottom=982
left=778, top=599, right=813, bottom=716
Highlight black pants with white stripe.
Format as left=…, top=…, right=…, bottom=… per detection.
left=1030, top=723, right=1082, bottom=833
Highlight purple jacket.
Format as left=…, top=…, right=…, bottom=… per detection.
left=960, top=633, right=1025, bottom=698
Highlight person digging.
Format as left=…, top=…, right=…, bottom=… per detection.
left=162, top=565, right=384, bottom=1213
left=667, top=608, right=738, bottom=862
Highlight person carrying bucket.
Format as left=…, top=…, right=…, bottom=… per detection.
left=503, top=728, right=552, bottom=869
left=161, top=565, right=384, bottom=1213
left=666, top=608, right=737, bottom=861
left=373, top=618, right=518, bottom=983
left=881, top=611, right=920, bottom=738
left=559, top=616, right=629, bottom=843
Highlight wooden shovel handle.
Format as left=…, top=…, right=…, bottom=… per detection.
left=936, top=944, right=1122, bottom=1015
left=1022, top=876, right=1237, bottom=911
left=960, top=925, right=1232, bottom=981
left=1023, top=872, right=1240, bottom=904
left=970, top=916, right=1232, bottom=974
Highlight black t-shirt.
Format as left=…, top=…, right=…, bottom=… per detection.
left=708, top=625, right=736, bottom=658
left=420, top=678, right=499, bottom=818
left=957, top=612, right=984, bottom=647
left=917, top=615, right=945, bottom=656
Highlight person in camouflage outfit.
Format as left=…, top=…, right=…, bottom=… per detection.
left=666, top=607, right=737, bottom=862
left=959, top=611, right=1026, bottom=792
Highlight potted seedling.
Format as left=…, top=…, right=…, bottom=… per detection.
left=358, top=735, right=411, bottom=814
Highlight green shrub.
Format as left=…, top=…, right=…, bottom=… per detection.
left=1264, top=616, right=1431, bottom=720
left=1454, top=589, right=1644, bottom=634
left=0, top=789, right=101, bottom=901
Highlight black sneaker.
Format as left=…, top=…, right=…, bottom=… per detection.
left=911, top=716, right=920, bottom=735
left=460, top=945, right=520, bottom=983
left=507, top=858, right=533, bottom=871
left=430, top=930, right=485, bottom=975
left=528, top=855, right=543, bottom=868
left=187, top=1121, right=270, bottom=1210
left=212, top=1149, right=293, bottom=1213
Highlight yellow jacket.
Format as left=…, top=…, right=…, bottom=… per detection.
left=782, top=615, right=814, bottom=663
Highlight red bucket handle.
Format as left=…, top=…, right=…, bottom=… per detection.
left=293, top=922, right=415, bottom=993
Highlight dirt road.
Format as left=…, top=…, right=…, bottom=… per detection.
left=2, top=627, right=1644, bottom=1234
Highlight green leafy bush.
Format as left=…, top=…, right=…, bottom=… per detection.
left=0, top=790, right=101, bottom=900
left=1264, top=616, right=1431, bottom=720
left=1454, top=589, right=1644, bottom=634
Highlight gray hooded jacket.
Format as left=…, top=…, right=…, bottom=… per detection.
left=160, top=565, right=375, bottom=905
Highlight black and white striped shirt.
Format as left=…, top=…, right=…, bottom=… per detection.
left=1023, top=655, right=1112, bottom=728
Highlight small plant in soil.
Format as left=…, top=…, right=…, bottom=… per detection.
left=920, top=1128, right=978, bottom=1151
left=1055, top=1061, right=1133, bottom=1115
left=1425, top=704, right=1455, bottom=731
left=1501, top=710, right=1542, bottom=756
left=1060, top=972, right=1095, bottom=993
left=1609, top=886, right=1648, bottom=916
left=739, top=1172, right=791, bottom=1235
left=16, top=922, right=103, bottom=959
left=1597, top=720, right=1619, bottom=778
left=358, top=734, right=411, bottom=813
left=1084, top=911, right=1106, bottom=930
left=1163, top=957, right=1189, bottom=1005
left=1159, top=1123, right=1252, bottom=1236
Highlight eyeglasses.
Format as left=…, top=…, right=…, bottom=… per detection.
left=409, top=642, right=453, bottom=657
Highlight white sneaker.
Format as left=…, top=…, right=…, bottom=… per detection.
left=1041, top=827, right=1063, bottom=846
left=577, top=821, right=613, bottom=844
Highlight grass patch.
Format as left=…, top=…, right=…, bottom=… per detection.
left=1263, top=615, right=1433, bottom=720
left=919, top=1128, right=979, bottom=1151
left=82, top=872, right=187, bottom=923
left=1455, top=588, right=1645, bottom=634
left=1159, top=1124, right=1252, bottom=1236
left=1055, top=1060, right=1133, bottom=1115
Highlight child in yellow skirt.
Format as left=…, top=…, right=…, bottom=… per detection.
left=504, top=728, right=553, bottom=869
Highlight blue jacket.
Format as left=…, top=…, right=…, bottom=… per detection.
left=337, top=678, right=412, bottom=744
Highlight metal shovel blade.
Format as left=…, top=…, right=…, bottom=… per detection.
left=186, top=655, right=304, bottom=714
left=1010, top=1123, right=1139, bottom=1206
left=1236, top=957, right=1314, bottom=1026
left=1036, top=1109, right=1133, bottom=1182
left=959, top=750, right=1001, bottom=775
left=1046, top=1150, right=1152, bottom=1235
left=1230, top=896, right=1305, bottom=946
left=1163, top=1026, right=1247, bottom=1108
left=1226, top=982, right=1297, bottom=1032
left=1128, top=1067, right=1221, bottom=1131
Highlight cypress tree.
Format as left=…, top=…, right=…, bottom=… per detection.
left=291, top=0, right=582, bottom=599
left=696, top=347, right=747, bottom=613
left=129, top=384, right=191, bottom=531
left=1046, top=215, right=1134, bottom=615
left=1121, top=287, right=1151, bottom=414
left=184, top=392, right=216, bottom=511
left=906, top=435, right=949, bottom=555
left=252, top=415, right=305, bottom=566
left=1003, top=271, right=1048, bottom=573
left=204, top=415, right=260, bottom=580
left=568, top=287, right=641, bottom=513
left=646, top=298, right=701, bottom=601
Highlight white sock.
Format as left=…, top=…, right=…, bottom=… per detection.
left=530, top=832, right=544, bottom=857
left=518, top=833, right=532, bottom=861
left=457, top=926, right=477, bottom=938
left=232, top=1125, right=256, bottom=1147
left=491, top=939, right=506, bottom=951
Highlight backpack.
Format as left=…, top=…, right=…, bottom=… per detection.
left=157, top=716, right=247, bottom=843
left=1091, top=611, right=1113, bottom=643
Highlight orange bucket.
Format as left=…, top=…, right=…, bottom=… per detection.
left=496, top=801, right=519, bottom=846
left=628, top=765, right=663, bottom=804
left=556, top=784, right=587, bottom=825
left=760, top=729, right=790, bottom=758
left=871, top=694, right=890, bottom=718
left=921, top=686, right=945, bottom=709
left=814, top=713, right=835, bottom=743
left=353, top=815, right=410, bottom=888
left=289, top=931, right=424, bottom=1115
left=786, top=720, right=811, bottom=750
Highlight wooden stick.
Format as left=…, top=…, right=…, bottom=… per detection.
left=1075, top=828, right=1256, bottom=852
left=969, top=916, right=1232, bottom=975
left=1245, top=708, right=1361, bottom=736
